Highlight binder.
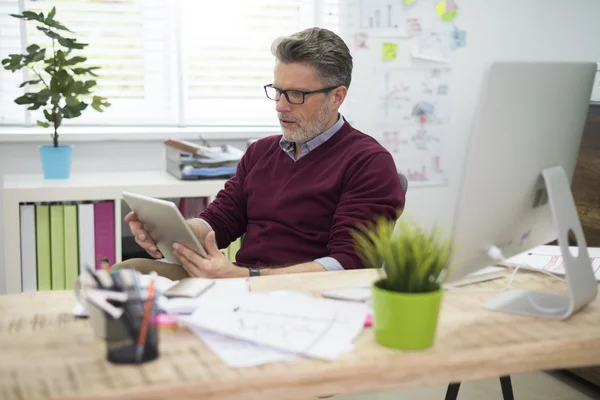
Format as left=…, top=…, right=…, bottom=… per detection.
left=94, top=201, right=115, bottom=269
left=50, top=204, right=66, bottom=290
left=20, top=204, right=37, bottom=292
left=78, top=203, right=96, bottom=274
left=64, top=204, right=79, bottom=290
left=35, top=204, right=51, bottom=291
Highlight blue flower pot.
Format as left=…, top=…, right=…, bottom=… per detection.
left=39, top=144, right=73, bottom=179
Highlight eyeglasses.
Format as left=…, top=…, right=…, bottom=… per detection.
left=264, top=84, right=338, bottom=105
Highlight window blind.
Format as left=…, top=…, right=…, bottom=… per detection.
left=0, top=0, right=26, bottom=124
left=1, top=0, right=341, bottom=128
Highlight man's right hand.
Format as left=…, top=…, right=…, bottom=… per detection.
left=125, top=211, right=163, bottom=259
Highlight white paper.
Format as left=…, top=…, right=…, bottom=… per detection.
left=411, top=30, right=452, bottom=63
left=359, top=0, right=408, bottom=37
left=189, top=326, right=298, bottom=368
left=181, top=290, right=367, bottom=362
left=375, top=67, right=451, bottom=187
left=503, top=245, right=600, bottom=280
left=159, top=277, right=249, bottom=314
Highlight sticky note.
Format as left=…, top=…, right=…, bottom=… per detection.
left=452, top=29, right=466, bottom=48
left=404, top=0, right=417, bottom=4
left=382, top=42, right=398, bottom=61
left=436, top=0, right=458, bottom=22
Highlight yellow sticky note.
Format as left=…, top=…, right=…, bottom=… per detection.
left=405, top=0, right=417, bottom=4
left=435, top=0, right=446, bottom=16
left=436, top=0, right=458, bottom=22
left=382, top=42, right=398, bottom=61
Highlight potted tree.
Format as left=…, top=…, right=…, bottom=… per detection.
left=1, top=7, right=110, bottom=179
left=351, top=216, right=454, bottom=350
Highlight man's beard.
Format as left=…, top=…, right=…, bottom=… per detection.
left=279, top=102, right=331, bottom=144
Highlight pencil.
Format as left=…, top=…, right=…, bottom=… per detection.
left=135, top=272, right=156, bottom=363
left=100, top=257, right=111, bottom=273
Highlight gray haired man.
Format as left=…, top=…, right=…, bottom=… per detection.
left=124, top=28, right=405, bottom=279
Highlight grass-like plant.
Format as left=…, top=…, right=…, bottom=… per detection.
left=351, top=216, right=454, bottom=293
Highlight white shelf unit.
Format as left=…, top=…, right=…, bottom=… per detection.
left=2, top=171, right=226, bottom=294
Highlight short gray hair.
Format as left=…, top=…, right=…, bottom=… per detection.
left=271, top=27, right=353, bottom=89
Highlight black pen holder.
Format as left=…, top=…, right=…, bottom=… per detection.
left=104, top=297, right=160, bottom=365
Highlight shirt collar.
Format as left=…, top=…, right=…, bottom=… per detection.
left=279, top=114, right=345, bottom=160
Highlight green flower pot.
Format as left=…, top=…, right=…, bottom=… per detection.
left=371, top=279, right=443, bottom=350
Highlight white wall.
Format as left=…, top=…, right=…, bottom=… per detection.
left=345, top=0, right=600, bottom=230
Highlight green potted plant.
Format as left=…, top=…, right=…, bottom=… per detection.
left=351, top=216, right=454, bottom=350
left=1, top=7, right=110, bottom=179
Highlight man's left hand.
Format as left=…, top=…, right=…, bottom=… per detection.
left=173, top=231, right=248, bottom=279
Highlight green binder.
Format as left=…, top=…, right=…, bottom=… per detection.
left=35, top=204, right=51, bottom=291
left=50, top=204, right=65, bottom=290
left=63, top=204, right=79, bottom=290
left=227, top=237, right=242, bottom=262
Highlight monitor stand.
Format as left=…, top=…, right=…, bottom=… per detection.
left=484, top=166, right=598, bottom=319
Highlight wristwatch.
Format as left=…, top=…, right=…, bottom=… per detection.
left=248, top=267, right=261, bottom=277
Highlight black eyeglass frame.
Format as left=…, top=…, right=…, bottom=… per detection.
left=263, top=83, right=339, bottom=104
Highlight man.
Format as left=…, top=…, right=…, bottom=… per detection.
left=123, top=27, right=405, bottom=279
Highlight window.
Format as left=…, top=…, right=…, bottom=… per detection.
left=0, top=0, right=340, bottom=128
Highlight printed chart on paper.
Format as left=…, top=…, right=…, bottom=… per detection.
left=375, top=67, right=451, bottom=186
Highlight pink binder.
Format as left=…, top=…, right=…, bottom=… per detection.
left=94, top=201, right=115, bottom=269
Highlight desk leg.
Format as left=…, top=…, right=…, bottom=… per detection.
left=500, top=375, right=515, bottom=400
left=444, top=382, right=461, bottom=400
left=444, top=376, right=514, bottom=400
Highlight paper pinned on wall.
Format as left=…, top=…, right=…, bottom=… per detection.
left=451, top=28, right=466, bottom=49
left=382, top=42, right=398, bottom=61
left=411, top=29, right=453, bottom=63
left=406, top=18, right=422, bottom=37
left=375, top=67, right=452, bottom=187
left=353, top=32, right=369, bottom=49
left=359, top=0, right=408, bottom=37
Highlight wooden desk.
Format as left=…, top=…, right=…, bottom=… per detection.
left=1, top=269, right=599, bottom=400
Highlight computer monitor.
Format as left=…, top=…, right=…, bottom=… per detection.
left=448, top=61, right=598, bottom=319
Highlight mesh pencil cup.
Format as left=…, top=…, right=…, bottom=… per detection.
left=105, top=296, right=160, bottom=365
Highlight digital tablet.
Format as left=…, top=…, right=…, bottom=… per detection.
left=122, top=191, right=209, bottom=263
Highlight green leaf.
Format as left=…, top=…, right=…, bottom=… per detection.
left=37, top=26, right=63, bottom=41
left=64, top=56, right=87, bottom=66
left=37, top=120, right=51, bottom=128
left=51, top=69, right=74, bottom=95
left=26, top=44, right=40, bottom=54
left=19, top=79, right=42, bottom=88
left=31, top=49, right=46, bottom=62
left=91, top=95, right=111, bottom=112
left=57, top=37, right=87, bottom=50
left=43, top=109, right=54, bottom=123
left=14, top=93, right=36, bottom=105
left=47, top=7, right=56, bottom=21
left=72, top=66, right=99, bottom=76
left=10, top=11, right=44, bottom=22
left=1, top=54, right=24, bottom=71
left=45, top=19, right=72, bottom=32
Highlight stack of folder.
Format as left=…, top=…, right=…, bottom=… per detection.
left=165, top=139, right=244, bottom=180
left=19, top=201, right=115, bottom=292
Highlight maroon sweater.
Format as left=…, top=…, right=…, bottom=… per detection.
left=199, top=122, right=405, bottom=270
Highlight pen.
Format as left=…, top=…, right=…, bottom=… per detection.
left=136, top=272, right=157, bottom=363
